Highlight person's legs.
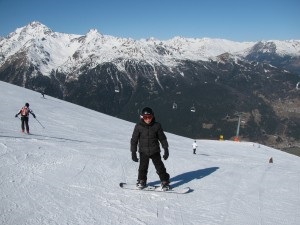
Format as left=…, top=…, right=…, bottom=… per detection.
left=24, top=117, right=29, bottom=133
left=21, top=117, right=25, bottom=132
left=138, top=153, right=150, bottom=183
left=151, top=152, right=170, bottom=182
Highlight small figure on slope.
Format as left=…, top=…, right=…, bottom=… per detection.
left=193, top=140, right=198, bottom=154
left=15, top=103, right=36, bottom=134
left=130, top=107, right=170, bottom=190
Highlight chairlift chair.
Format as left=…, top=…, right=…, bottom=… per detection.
left=172, top=102, right=177, bottom=110
left=190, top=105, right=196, bottom=113
left=114, top=86, right=120, bottom=93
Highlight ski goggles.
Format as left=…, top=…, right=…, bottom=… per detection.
left=142, top=114, right=153, bottom=120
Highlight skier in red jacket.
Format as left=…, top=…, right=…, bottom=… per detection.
left=15, top=103, right=36, bottom=134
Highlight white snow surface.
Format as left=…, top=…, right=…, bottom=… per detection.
left=0, top=81, right=300, bottom=225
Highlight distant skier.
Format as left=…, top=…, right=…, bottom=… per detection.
left=192, top=140, right=198, bottom=154
left=130, top=107, right=170, bottom=190
left=15, top=103, right=36, bottom=134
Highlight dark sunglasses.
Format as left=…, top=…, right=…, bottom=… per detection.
left=143, top=115, right=153, bottom=120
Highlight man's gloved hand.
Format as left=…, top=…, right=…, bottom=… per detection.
left=132, top=152, right=139, bottom=162
left=33, top=114, right=36, bottom=118
left=163, top=148, right=169, bottom=160
left=15, top=114, right=18, bottom=118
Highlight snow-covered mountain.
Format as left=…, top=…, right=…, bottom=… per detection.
left=1, top=21, right=300, bottom=76
left=1, top=81, right=299, bottom=225
left=0, top=22, right=81, bottom=75
left=1, top=21, right=300, bottom=150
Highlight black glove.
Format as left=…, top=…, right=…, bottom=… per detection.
left=33, top=114, right=36, bottom=118
left=15, top=114, right=18, bottom=118
left=163, top=148, right=169, bottom=160
left=132, top=152, right=138, bottom=162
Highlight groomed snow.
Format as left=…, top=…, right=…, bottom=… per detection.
left=0, top=81, right=299, bottom=225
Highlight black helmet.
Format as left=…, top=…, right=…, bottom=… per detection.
left=141, top=107, right=153, bottom=115
left=25, top=103, right=29, bottom=107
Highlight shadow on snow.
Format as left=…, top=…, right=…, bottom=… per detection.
left=148, top=166, right=219, bottom=189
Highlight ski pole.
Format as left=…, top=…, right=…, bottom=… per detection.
left=35, top=117, right=45, bottom=129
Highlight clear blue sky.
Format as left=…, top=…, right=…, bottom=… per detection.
left=0, top=0, right=299, bottom=41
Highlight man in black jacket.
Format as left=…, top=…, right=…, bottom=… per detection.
left=130, top=107, right=170, bottom=190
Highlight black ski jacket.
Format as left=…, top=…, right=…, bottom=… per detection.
left=130, top=118, right=168, bottom=156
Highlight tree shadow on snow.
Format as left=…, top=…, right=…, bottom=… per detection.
left=148, top=167, right=219, bottom=189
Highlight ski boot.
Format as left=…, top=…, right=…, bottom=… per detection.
left=161, top=181, right=171, bottom=191
left=136, top=180, right=146, bottom=189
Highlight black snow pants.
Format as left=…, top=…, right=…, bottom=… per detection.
left=21, top=116, right=29, bottom=133
left=138, top=152, right=170, bottom=183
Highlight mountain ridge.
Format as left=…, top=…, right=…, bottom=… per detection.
left=1, top=21, right=300, bottom=76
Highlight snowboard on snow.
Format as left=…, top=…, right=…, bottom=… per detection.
left=119, top=182, right=190, bottom=194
